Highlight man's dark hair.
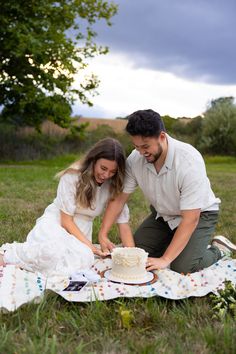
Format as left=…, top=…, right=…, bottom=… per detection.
left=125, top=109, right=166, bottom=137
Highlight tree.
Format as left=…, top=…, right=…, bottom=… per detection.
left=200, top=97, right=236, bottom=155
left=161, top=115, right=176, bottom=132
left=0, top=0, right=117, bottom=130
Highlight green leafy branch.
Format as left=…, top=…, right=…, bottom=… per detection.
left=210, top=280, right=236, bottom=320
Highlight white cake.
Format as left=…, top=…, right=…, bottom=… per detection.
left=109, top=247, right=151, bottom=283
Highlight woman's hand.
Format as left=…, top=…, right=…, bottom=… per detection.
left=99, top=235, right=115, bottom=253
left=146, top=256, right=170, bottom=271
left=0, top=255, right=5, bottom=266
left=92, top=246, right=110, bottom=258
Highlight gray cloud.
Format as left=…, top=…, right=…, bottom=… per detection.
left=93, top=0, right=236, bottom=84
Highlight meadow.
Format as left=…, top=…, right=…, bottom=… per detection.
left=0, top=155, right=236, bottom=354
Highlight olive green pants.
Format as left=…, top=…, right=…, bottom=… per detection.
left=134, top=206, right=222, bottom=273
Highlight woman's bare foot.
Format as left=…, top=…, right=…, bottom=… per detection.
left=0, top=254, right=5, bottom=266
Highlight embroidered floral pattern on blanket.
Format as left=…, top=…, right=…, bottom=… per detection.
left=1, top=258, right=236, bottom=312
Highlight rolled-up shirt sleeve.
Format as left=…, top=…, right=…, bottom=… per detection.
left=116, top=203, right=130, bottom=223
left=123, top=154, right=138, bottom=194
left=179, top=165, right=214, bottom=210
left=55, top=173, right=78, bottom=216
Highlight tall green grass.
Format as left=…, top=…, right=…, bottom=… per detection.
left=0, top=155, right=236, bottom=353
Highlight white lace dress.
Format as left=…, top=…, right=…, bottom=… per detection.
left=1, top=173, right=129, bottom=277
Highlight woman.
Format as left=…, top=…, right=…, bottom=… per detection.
left=0, top=138, right=134, bottom=277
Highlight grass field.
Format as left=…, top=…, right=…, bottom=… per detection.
left=0, top=155, right=236, bottom=354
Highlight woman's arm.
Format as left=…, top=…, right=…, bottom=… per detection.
left=60, top=211, right=107, bottom=257
left=117, top=223, right=135, bottom=247
left=99, top=192, right=130, bottom=252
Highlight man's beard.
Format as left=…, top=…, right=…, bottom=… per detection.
left=145, top=143, right=163, bottom=163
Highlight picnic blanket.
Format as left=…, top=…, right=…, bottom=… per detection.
left=0, top=257, right=236, bottom=312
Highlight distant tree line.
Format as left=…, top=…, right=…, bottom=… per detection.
left=1, top=2, right=235, bottom=157
left=162, top=96, right=236, bottom=156
left=117, top=96, right=236, bottom=156
left=1, top=96, right=236, bottom=161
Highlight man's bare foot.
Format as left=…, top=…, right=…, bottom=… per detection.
left=0, top=254, right=5, bottom=266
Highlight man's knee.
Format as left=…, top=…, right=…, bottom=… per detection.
left=133, top=232, right=151, bottom=254
left=133, top=231, right=161, bottom=257
left=170, top=258, right=197, bottom=274
left=133, top=229, right=142, bottom=245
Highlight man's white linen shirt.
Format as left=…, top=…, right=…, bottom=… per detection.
left=123, top=135, right=220, bottom=230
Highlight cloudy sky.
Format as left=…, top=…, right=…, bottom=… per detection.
left=73, top=0, right=236, bottom=119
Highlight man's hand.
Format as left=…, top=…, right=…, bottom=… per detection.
left=146, top=256, right=170, bottom=271
left=99, top=236, right=115, bottom=253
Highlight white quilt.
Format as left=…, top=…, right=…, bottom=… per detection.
left=0, top=257, right=236, bottom=312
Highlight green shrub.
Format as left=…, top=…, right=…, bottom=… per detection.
left=199, top=97, right=236, bottom=155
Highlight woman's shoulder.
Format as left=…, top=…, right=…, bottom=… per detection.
left=55, top=161, right=81, bottom=178
left=59, top=171, right=80, bottom=185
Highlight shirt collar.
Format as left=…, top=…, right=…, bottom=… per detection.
left=163, top=134, right=174, bottom=171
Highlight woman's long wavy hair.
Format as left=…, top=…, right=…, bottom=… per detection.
left=57, top=138, right=126, bottom=209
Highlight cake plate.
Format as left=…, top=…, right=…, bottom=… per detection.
left=102, top=269, right=158, bottom=286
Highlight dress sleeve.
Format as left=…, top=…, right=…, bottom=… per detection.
left=116, top=203, right=130, bottom=223
left=56, top=173, right=78, bottom=216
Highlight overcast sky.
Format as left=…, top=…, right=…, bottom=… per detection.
left=73, top=0, right=236, bottom=119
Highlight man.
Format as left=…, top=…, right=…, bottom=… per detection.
left=99, top=109, right=236, bottom=273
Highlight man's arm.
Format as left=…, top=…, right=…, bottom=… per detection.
left=117, top=223, right=135, bottom=247
left=99, top=192, right=130, bottom=252
left=147, top=209, right=201, bottom=270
